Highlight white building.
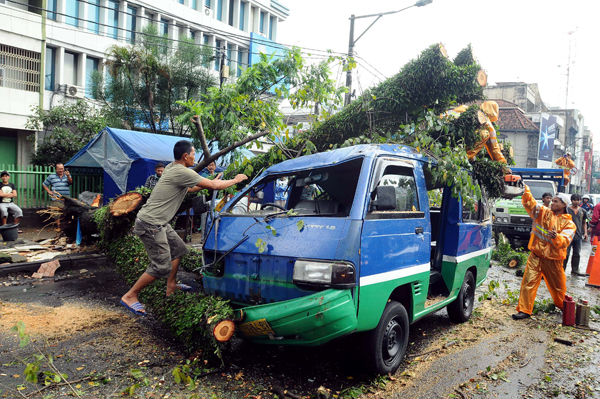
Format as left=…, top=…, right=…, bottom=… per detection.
left=0, top=0, right=289, bottom=164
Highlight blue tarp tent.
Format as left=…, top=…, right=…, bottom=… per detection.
left=66, top=127, right=254, bottom=202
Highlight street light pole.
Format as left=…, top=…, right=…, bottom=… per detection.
left=344, top=0, right=433, bottom=106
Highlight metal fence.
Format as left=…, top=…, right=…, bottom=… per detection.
left=0, top=165, right=103, bottom=208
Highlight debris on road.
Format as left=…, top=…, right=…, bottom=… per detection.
left=31, top=259, right=61, bottom=278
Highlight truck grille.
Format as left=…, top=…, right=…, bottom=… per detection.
left=510, top=216, right=532, bottom=225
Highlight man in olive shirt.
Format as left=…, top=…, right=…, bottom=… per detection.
left=120, top=140, right=248, bottom=316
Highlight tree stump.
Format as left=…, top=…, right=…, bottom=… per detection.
left=110, top=192, right=144, bottom=217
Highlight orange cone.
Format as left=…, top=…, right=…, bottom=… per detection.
left=586, top=236, right=598, bottom=275
left=586, top=239, right=600, bottom=288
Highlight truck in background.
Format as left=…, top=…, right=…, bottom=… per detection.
left=492, top=168, right=565, bottom=246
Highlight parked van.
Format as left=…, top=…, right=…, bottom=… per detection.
left=202, top=144, right=492, bottom=374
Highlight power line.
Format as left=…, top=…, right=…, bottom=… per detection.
left=4, top=0, right=347, bottom=59
left=354, top=52, right=388, bottom=80
left=2, top=0, right=338, bottom=70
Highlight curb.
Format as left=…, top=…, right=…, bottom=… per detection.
left=0, top=253, right=107, bottom=277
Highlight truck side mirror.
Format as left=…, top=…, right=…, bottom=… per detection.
left=557, top=185, right=566, bottom=193
left=192, top=195, right=210, bottom=214
left=371, top=186, right=397, bottom=211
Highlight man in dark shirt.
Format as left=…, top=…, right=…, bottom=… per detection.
left=144, top=163, right=165, bottom=189
left=0, top=171, right=23, bottom=227
left=563, top=193, right=588, bottom=276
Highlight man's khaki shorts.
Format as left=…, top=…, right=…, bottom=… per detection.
left=133, top=218, right=189, bottom=278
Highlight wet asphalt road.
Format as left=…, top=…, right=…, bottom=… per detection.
left=1, top=243, right=599, bottom=398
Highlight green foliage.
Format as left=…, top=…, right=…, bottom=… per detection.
left=178, top=47, right=347, bottom=173
left=478, top=279, right=499, bottom=302
left=90, top=24, right=217, bottom=135
left=181, top=248, right=203, bottom=273
left=172, top=358, right=216, bottom=391
left=103, top=232, right=234, bottom=358
left=492, top=233, right=529, bottom=268
left=11, top=321, right=30, bottom=348
left=25, top=99, right=108, bottom=166
left=241, top=44, right=509, bottom=208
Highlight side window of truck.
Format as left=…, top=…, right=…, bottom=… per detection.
left=368, top=165, right=424, bottom=218
left=462, top=196, right=480, bottom=223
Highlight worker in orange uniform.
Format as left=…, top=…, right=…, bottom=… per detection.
left=512, top=187, right=576, bottom=320
left=555, top=152, right=575, bottom=187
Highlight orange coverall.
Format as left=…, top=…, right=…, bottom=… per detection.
left=555, top=157, right=575, bottom=185
left=516, top=186, right=576, bottom=315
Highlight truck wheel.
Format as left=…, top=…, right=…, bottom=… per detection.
left=364, top=301, right=409, bottom=375
left=447, top=270, right=475, bottom=323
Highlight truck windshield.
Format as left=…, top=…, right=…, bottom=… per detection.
left=226, top=158, right=364, bottom=217
left=524, top=180, right=554, bottom=200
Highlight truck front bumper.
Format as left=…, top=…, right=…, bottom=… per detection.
left=235, top=288, right=358, bottom=346
left=494, top=224, right=531, bottom=240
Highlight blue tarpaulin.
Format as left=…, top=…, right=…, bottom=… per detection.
left=66, top=127, right=254, bottom=202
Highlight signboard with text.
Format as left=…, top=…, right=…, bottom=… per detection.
left=537, top=113, right=556, bottom=168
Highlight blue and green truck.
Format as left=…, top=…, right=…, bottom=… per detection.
left=201, top=144, right=492, bottom=374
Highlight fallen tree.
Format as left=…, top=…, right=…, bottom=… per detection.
left=234, top=43, right=514, bottom=208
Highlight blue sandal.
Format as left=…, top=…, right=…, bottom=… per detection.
left=120, top=300, right=147, bottom=316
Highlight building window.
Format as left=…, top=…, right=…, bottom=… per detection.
left=228, top=0, right=234, bottom=25
left=88, top=0, right=100, bottom=34
left=126, top=5, right=137, bottom=44
left=177, top=0, right=184, bottom=3
left=237, top=49, right=245, bottom=77
left=47, top=0, right=57, bottom=20
left=190, top=30, right=196, bottom=40
left=107, top=0, right=119, bottom=39
left=269, top=16, right=275, bottom=40
left=160, top=18, right=169, bottom=36
left=216, top=0, right=223, bottom=21
left=45, top=47, right=55, bottom=91
left=259, top=11, right=265, bottom=33
left=85, top=57, right=99, bottom=98
left=204, top=0, right=210, bottom=7
left=192, top=0, right=197, bottom=9
left=0, top=44, right=41, bottom=92
left=214, top=39, right=221, bottom=71
left=64, top=52, right=78, bottom=86
left=239, top=1, right=245, bottom=30
left=66, top=0, right=80, bottom=27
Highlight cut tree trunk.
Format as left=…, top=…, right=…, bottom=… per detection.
left=110, top=192, right=144, bottom=216
left=213, top=320, right=235, bottom=342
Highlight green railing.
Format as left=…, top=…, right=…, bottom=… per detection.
left=0, top=164, right=104, bottom=209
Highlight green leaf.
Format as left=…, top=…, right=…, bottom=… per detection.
left=296, top=220, right=305, bottom=231
left=130, top=369, right=144, bottom=380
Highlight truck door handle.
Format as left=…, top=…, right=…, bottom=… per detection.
left=415, top=227, right=424, bottom=234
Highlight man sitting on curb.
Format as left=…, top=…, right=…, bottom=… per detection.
left=0, top=171, right=23, bottom=231
left=513, top=188, right=575, bottom=320
left=120, top=140, right=248, bottom=316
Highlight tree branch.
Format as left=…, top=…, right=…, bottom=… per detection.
left=192, top=130, right=270, bottom=172
left=191, top=115, right=212, bottom=161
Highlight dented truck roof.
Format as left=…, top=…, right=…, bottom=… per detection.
left=263, top=144, right=430, bottom=175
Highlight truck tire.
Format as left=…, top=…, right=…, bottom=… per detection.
left=447, top=270, right=475, bottom=324
left=364, top=301, right=409, bottom=375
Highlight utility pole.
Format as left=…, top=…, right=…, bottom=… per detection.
left=344, top=0, right=433, bottom=106
left=344, top=15, right=355, bottom=106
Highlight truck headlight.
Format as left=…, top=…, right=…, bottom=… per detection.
left=293, top=260, right=356, bottom=288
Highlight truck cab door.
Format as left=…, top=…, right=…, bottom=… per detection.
left=357, top=158, right=431, bottom=329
